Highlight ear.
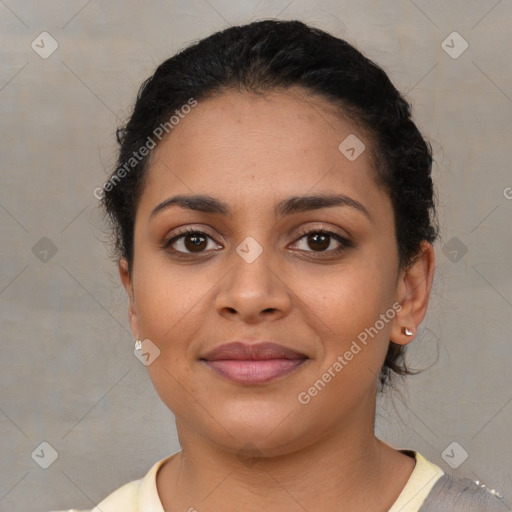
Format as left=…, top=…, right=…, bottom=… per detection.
left=390, top=241, right=435, bottom=346
left=119, top=258, right=140, bottom=339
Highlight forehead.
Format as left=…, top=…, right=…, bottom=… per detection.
left=139, top=88, right=390, bottom=222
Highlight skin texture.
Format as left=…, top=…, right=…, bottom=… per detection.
left=119, top=87, right=435, bottom=512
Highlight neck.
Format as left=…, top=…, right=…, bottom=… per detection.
left=156, top=416, right=415, bottom=512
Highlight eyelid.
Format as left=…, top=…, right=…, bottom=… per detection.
left=163, top=226, right=221, bottom=248
left=292, top=223, right=352, bottom=242
left=164, top=223, right=351, bottom=243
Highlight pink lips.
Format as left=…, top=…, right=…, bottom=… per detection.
left=200, top=341, right=308, bottom=384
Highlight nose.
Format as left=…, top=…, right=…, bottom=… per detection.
left=214, top=241, right=293, bottom=324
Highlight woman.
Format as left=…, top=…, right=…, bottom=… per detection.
left=55, top=19, right=507, bottom=512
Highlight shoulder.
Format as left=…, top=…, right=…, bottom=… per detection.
left=419, top=473, right=510, bottom=512
left=92, top=479, right=141, bottom=512
left=48, top=452, right=177, bottom=512
left=48, top=479, right=141, bottom=512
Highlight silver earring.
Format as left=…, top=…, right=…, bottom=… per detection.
left=134, top=338, right=142, bottom=350
left=403, top=328, right=414, bottom=336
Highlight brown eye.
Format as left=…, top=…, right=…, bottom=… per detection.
left=164, top=229, right=222, bottom=255
left=305, top=232, right=331, bottom=252
left=182, top=233, right=208, bottom=252
left=291, top=229, right=351, bottom=256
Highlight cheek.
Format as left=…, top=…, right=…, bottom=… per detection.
left=133, top=256, right=215, bottom=339
left=304, top=260, right=396, bottom=377
left=305, top=261, right=394, bottom=333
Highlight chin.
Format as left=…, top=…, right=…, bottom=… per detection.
left=205, top=403, right=319, bottom=456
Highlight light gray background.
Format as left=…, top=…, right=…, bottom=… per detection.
left=1, top=1, right=511, bottom=511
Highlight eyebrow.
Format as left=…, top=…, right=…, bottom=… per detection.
left=150, top=193, right=371, bottom=221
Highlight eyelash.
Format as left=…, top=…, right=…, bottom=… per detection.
left=163, top=226, right=352, bottom=259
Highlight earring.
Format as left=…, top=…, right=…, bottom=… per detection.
left=403, top=327, right=414, bottom=336
left=134, top=338, right=142, bottom=350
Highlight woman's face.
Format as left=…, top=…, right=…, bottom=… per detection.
left=121, top=88, right=428, bottom=455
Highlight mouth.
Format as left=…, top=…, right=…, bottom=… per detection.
left=200, top=341, right=309, bottom=384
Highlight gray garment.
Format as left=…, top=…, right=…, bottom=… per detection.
left=418, top=474, right=510, bottom=512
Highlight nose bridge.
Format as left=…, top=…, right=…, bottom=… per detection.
left=230, top=234, right=276, bottom=296
left=214, top=232, right=291, bottom=320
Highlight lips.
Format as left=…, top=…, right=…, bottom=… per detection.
left=201, top=341, right=307, bottom=361
left=200, top=341, right=308, bottom=384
